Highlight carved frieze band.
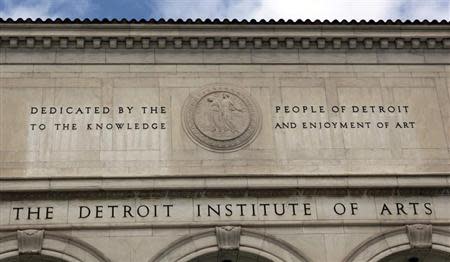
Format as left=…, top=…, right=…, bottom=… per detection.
left=216, top=226, right=241, bottom=250
left=17, top=229, right=44, bottom=254
left=1, top=36, right=449, bottom=49
left=406, top=224, right=432, bottom=249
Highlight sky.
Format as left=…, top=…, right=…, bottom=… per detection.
left=0, top=0, right=449, bottom=21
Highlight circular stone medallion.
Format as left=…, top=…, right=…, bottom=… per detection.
left=182, top=87, right=262, bottom=152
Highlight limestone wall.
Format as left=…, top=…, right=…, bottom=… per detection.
left=1, top=62, right=449, bottom=178
left=0, top=21, right=450, bottom=262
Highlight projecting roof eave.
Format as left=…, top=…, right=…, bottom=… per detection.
left=0, top=18, right=449, bottom=50
left=1, top=18, right=450, bottom=30
left=0, top=18, right=449, bottom=24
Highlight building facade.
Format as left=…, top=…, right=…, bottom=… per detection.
left=0, top=19, right=450, bottom=262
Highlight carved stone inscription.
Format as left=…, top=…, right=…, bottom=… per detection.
left=274, top=105, right=415, bottom=130
left=1, top=196, right=442, bottom=226
left=29, top=106, right=167, bottom=131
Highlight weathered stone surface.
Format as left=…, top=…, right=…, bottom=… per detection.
left=0, top=195, right=446, bottom=226
left=216, top=226, right=241, bottom=250
left=1, top=64, right=449, bottom=177
left=17, top=229, right=44, bottom=254
left=0, top=21, right=450, bottom=262
left=407, top=224, right=432, bottom=249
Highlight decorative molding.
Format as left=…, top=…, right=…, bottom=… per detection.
left=0, top=36, right=446, bottom=50
left=93, top=38, right=101, bottom=48
left=317, top=38, right=326, bottom=49
left=142, top=38, right=150, bottom=48
left=333, top=38, right=341, bottom=49
left=125, top=38, right=134, bottom=49
left=109, top=38, right=117, bottom=49
left=59, top=38, right=68, bottom=48
left=26, top=37, right=34, bottom=48
left=206, top=38, right=214, bottom=49
left=444, top=39, right=450, bottom=48
left=0, top=20, right=448, bottom=50
left=0, top=231, right=111, bottom=262
left=2, top=221, right=450, bottom=233
left=76, top=37, right=84, bottom=49
left=407, top=224, right=432, bottom=249
left=222, top=38, right=230, bottom=49
left=427, top=39, right=437, bottom=48
left=17, top=229, right=44, bottom=254
left=395, top=38, right=405, bottom=49
left=9, top=37, right=18, bottom=48
left=190, top=38, right=198, bottom=49
left=345, top=226, right=450, bottom=262
left=216, top=226, right=241, bottom=250
left=286, top=38, right=294, bottom=48
left=238, top=38, right=246, bottom=48
left=1, top=176, right=450, bottom=197
left=152, top=227, right=310, bottom=262
left=182, top=87, right=262, bottom=152
left=157, top=38, right=166, bottom=49
left=253, top=38, right=262, bottom=49
left=42, top=37, right=51, bottom=48
left=269, top=38, right=278, bottom=49
left=174, top=38, right=182, bottom=49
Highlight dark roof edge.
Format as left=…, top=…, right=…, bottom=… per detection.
left=0, top=18, right=449, bottom=25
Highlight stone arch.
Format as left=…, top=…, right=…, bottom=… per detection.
left=150, top=227, right=311, bottom=262
left=0, top=230, right=111, bottom=262
left=344, top=225, right=450, bottom=262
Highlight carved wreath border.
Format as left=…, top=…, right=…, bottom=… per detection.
left=182, top=86, right=262, bottom=152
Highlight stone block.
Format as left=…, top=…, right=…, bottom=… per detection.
left=176, top=65, right=219, bottom=72
left=300, top=50, right=346, bottom=63
left=219, top=65, right=261, bottom=72
left=5, top=49, right=56, bottom=63
left=130, top=65, right=177, bottom=73
left=204, top=49, right=252, bottom=63
left=54, top=77, right=102, bottom=88
left=1, top=87, right=43, bottom=151
left=106, top=49, right=155, bottom=63
left=261, top=65, right=308, bottom=73
left=424, top=50, right=450, bottom=63
left=393, top=88, right=447, bottom=149
left=352, top=65, right=399, bottom=73
left=56, top=49, right=106, bottom=63
left=345, top=51, right=378, bottom=63
left=399, top=65, right=446, bottom=73
left=33, top=65, right=82, bottom=73
left=376, top=50, right=425, bottom=63
left=82, top=65, right=130, bottom=73
left=155, top=49, right=203, bottom=63
left=252, top=49, right=300, bottom=63
left=0, top=48, right=5, bottom=63
left=324, top=234, right=371, bottom=262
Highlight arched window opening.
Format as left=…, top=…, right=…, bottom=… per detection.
left=379, top=249, right=450, bottom=262
left=344, top=226, right=450, bottom=262
left=151, top=228, right=310, bottom=262
left=188, top=250, right=272, bottom=262
left=1, top=254, right=66, bottom=262
left=0, top=231, right=111, bottom=262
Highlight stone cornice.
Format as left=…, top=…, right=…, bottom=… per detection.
left=1, top=188, right=450, bottom=201
left=2, top=221, right=450, bottom=232
left=1, top=175, right=449, bottom=194
left=1, top=23, right=449, bottom=50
